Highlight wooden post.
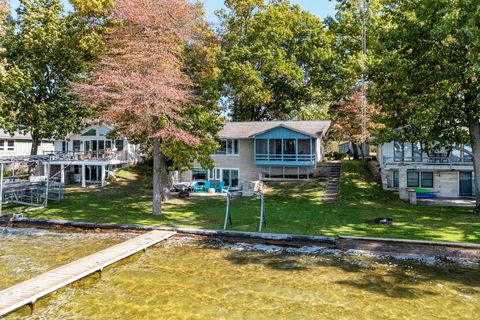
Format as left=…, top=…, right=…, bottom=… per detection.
left=258, top=192, right=266, bottom=232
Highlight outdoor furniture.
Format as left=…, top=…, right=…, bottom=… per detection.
left=192, top=182, right=203, bottom=192
left=414, top=188, right=438, bottom=199
left=204, top=181, right=211, bottom=191
left=215, top=181, right=225, bottom=193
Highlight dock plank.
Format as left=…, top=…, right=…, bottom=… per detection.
left=0, top=230, right=175, bottom=317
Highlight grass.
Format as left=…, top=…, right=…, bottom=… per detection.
left=21, top=161, right=480, bottom=243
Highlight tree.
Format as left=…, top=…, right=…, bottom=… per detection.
left=217, top=0, right=335, bottom=121
left=368, top=0, right=480, bottom=213
left=78, top=0, right=223, bottom=216
left=0, top=0, right=110, bottom=155
left=331, top=90, right=384, bottom=159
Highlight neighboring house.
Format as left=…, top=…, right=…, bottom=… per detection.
left=338, top=141, right=369, bottom=156
left=0, top=129, right=54, bottom=157
left=48, top=124, right=140, bottom=187
left=178, top=120, right=331, bottom=190
left=378, top=141, right=476, bottom=198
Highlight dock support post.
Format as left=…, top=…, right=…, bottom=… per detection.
left=28, top=301, right=35, bottom=314
left=223, top=192, right=232, bottom=230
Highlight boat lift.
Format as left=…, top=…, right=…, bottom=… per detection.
left=0, top=155, right=65, bottom=217
left=224, top=191, right=266, bottom=232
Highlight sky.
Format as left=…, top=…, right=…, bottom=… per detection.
left=9, top=0, right=337, bottom=22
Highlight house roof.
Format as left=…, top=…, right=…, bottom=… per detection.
left=218, top=121, right=331, bottom=139
left=0, top=129, right=33, bottom=140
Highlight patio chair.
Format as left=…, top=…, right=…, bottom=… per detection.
left=204, top=180, right=211, bottom=192
left=215, top=181, right=225, bottom=193
left=192, top=182, right=203, bottom=192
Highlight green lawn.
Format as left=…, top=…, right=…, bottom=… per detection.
left=22, top=161, right=480, bottom=243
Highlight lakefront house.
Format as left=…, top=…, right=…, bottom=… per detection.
left=178, top=120, right=331, bottom=191
left=47, top=124, right=140, bottom=187
left=378, top=141, right=476, bottom=198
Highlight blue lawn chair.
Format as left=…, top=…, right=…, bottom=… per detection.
left=215, top=181, right=225, bottom=193
left=193, top=182, right=203, bottom=192
left=204, top=180, right=211, bottom=192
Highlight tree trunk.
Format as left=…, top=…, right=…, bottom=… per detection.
left=30, top=134, right=39, bottom=155
left=469, top=118, right=480, bottom=215
left=152, top=139, right=162, bottom=216
left=152, top=139, right=172, bottom=216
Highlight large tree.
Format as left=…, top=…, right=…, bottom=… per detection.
left=78, top=0, right=223, bottom=216
left=217, top=0, right=335, bottom=121
left=369, top=0, right=480, bottom=213
left=0, top=0, right=110, bottom=155
left=331, top=90, right=384, bottom=159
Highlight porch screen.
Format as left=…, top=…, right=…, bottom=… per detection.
left=256, top=139, right=268, bottom=154
left=192, top=168, right=208, bottom=181
left=298, top=139, right=311, bottom=155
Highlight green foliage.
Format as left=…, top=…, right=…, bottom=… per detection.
left=0, top=0, right=109, bottom=153
left=369, top=0, right=480, bottom=147
left=217, top=0, right=335, bottom=121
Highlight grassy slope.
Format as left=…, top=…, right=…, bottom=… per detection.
left=25, top=161, right=480, bottom=243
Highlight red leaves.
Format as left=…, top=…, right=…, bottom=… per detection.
left=78, top=0, right=206, bottom=144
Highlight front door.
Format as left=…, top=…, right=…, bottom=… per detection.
left=221, top=169, right=239, bottom=188
left=459, top=172, right=474, bottom=197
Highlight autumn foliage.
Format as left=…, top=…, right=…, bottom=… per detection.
left=331, top=90, right=384, bottom=152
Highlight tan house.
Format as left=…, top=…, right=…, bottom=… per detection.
left=378, top=141, right=476, bottom=198
left=179, top=120, right=331, bottom=190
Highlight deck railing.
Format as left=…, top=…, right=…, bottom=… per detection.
left=254, top=153, right=315, bottom=162
left=43, top=150, right=128, bottom=162
left=382, top=156, right=473, bottom=169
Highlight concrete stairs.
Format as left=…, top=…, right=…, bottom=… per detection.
left=321, top=162, right=342, bottom=203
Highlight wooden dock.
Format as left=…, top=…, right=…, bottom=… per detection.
left=0, top=230, right=176, bottom=317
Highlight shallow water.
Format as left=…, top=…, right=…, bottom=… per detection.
left=1, top=230, right=480, bottom=320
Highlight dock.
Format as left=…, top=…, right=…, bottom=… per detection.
left=0, top=230, right=176, bottom=317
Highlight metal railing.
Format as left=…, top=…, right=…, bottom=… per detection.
left=383, top=156, right=473, bottom=169
left=43, top=150, right=128, bottom=162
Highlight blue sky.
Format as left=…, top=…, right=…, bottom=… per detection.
left=9, top=0, right=337, bottom=22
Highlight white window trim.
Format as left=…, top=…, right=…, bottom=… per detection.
left=213, top=139, right=240, bottom=156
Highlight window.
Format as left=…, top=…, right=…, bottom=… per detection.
left=269, top=139, right=282, bottom=155
left=407, top=171, right=419, bottom=187
left=421, top=172, right=434, bottom=188
left=73, top=140, right=81, bottom=152
left=62, top=141, right=68, bottom=152
left=82, top=128, right=97, bottom=136
left=115, top=140, right=124, bottom=151
left=106, top=140, right=112, bottom=149
left=214, top=139, right=239, bottom=155
left=298, top=139, right=311, bottom=155
left=221, top=169, right=239, bottom=188
left=0, top=140, right=3, bottom=151
left=393, top=171, right=399, bottom=188
left=256, top=139, right=268, bottom=154
left=394, top=141, right=422, bottom=162
left=98, top=127, right=110, bottom=137
left=7, top=141, right=14, bottom=151
left=192, top=168, right=208, bottom=181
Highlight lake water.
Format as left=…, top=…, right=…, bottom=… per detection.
left=1, top=228, right=479, bottom=319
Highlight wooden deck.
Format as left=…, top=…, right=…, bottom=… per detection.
left=0, top=230, right=176, bottom=317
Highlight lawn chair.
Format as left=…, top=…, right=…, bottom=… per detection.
left=204, top=180, right=211, bottom=192
left=193, top=182, right=203, bottom=192
left=215, top=181, right=225, bottom=193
